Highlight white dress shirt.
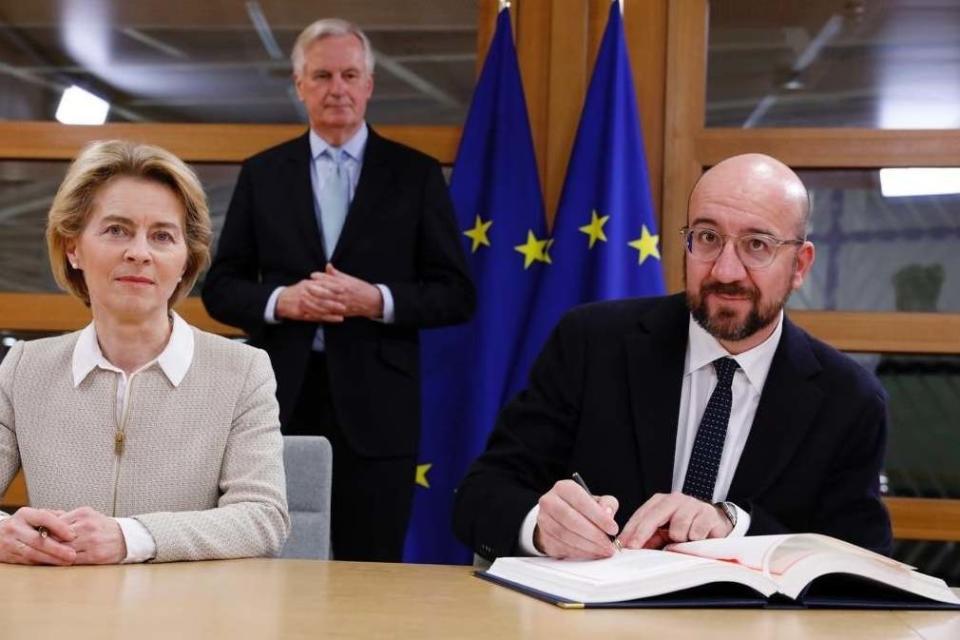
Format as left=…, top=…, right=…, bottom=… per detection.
left=69, top=311, right=195, bottom=563
left=518, top=311, right=785, bottom=555
left=264, top=124, right=395, bottom=332
left=672, top=312, right=783, bottom=505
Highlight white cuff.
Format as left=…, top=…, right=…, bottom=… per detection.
left=518, top=504, right=547, bottom=556
left=264, top=286, right=285, bottom=324
left=724, top=503, right=752, bottom=538
left=375, top=284, right=395, bottom=323
left=116, top=517, right=157, bottom=563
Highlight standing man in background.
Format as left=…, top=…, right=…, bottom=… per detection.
left=203, top=18, right=475, bottom=562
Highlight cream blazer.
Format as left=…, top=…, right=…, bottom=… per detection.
left=0, top=326, right=290, bottom=562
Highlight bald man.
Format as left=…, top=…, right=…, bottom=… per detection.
left=453, top=153, right=892, bottom=561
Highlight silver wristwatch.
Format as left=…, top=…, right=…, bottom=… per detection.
left=714, top=501, right=737, bottom=528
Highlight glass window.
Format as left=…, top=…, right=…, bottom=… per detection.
left=707, top=0, right=960, bottom=128
left=847, top=352, right=960, bottom=502
left=820, top=351, right=960, bottom=582
left=786, top=169, right=960, bottom=312
left=0, top=2, right=477, bottom=125
left=860, top=350, right=960, bottom=585
left=892, top=540, right=958, bottom=585
left=0, top=160, right=239, bottom=293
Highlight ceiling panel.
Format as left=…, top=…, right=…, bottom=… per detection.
left=0, top=0, right=478, bottom=125
left=708, top=0, right=960, bottom=128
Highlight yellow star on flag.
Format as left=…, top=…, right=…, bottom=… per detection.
left=415, top=463, right=432, bottom=488
left=514, top=230, right=550, bottom=269
left=463, top=215, right=493, bottom=253
left=628, top=225, right=661, bottom=265
left=543, top=238, right=554, bottom=264
left=578, top=210, right=610, bottom=249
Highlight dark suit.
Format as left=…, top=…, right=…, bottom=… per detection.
left=453, top=294, right=892, bottom=560
left=203, top=127, right=475, bottom=560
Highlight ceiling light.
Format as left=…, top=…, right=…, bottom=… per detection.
left=55, top=85, right=109, bottom=125
left=879, top=168, right=960, bottom=198
left=781, top=77, right=805, bottom=91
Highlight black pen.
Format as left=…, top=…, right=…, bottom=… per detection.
left=571, top=472, right=623, bottom=551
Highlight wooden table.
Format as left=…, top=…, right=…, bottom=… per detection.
left=0, top=560, right=957, bottom=639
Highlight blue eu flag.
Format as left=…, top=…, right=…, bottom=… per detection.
left=508, top=0, right=666, bottom=397
left=403, top=7, right=549, bottom=564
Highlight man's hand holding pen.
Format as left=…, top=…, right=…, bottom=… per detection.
left=533, top=475, right=735, bottom=560
left=533, top=476, right=621, bottom=560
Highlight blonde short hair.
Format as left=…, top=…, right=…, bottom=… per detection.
left=46, top=139, right=212, bottom=307
left=291, top=18, right=375, bottom=77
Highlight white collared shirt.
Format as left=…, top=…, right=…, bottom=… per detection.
left=70, top=311, right=195, bottom=563
left=518, top=311, right=785, bottom=555
left=671, top=311, right=785, bottom=532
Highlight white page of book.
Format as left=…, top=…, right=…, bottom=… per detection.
left=669, top=534, right=910, bottom=575
left=667, top=535, right=788, bottom=572
left=509, top=549, right=711, bottom=584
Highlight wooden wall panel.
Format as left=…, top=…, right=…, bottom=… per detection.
left=697, top=129, right=960, bottom=169
left=624, top=0, right=668, bottom=222
left=0, top=122, right=460, bottom=165
left=662, top=0, right=707, bottom=293
left=476, top=0, right=500, bottom=76
left=791, top=311, right=960, bottom=355
left=587, top=0, right=608, bottom=71
left=885, top=497, right=960, bottom=542
left=1, top=473, right=26, bottom=508
left=515, top=0, right=552, bottom=196
left=544, top=1, right=589, bottom=223
left=0, top=294, right=241, bottom=335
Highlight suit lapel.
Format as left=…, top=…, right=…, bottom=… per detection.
left=626, top=295, right=690, bottom=496
left=284, top=132, right=326, bottom=266
left=331, top=126, right=393, bottom=264
left=728, top=316, right=824, bottom=499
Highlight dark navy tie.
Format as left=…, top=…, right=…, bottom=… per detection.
left=682, top=357, right=739, bottom=502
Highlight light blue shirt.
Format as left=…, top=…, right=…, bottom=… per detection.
left=308, top=124, right=366, bottom=212
left=264, top=124, right=395, bottom=335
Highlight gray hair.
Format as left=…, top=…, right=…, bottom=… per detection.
left=291, top=18, right=375, bottom=77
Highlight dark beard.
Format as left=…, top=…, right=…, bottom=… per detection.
left=687, top=281, right=785, bottom=342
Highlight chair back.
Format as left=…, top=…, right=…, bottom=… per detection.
left=279, top=435, right=332, bottom=559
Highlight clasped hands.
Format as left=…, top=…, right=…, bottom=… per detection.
left=276, top=264, right=383, bottom=323
left=0, top=506, right=126, bottom=565
left=533, top=481, right=733, bottom=560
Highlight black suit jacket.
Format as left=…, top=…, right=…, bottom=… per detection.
left=202, top=128, right=475, bottom=457
left=453, top=294, right=892, bottom=559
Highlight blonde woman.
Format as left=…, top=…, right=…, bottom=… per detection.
left=0, top=140, right=289, bottom=565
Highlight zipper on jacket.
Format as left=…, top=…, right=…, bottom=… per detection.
left=111, top=375, right=135, bottom=517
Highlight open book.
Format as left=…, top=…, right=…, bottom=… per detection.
left=480, top=534, right=960, bottom=609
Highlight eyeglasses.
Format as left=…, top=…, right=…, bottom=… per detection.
left=680, top=226, right=805, bottom=270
